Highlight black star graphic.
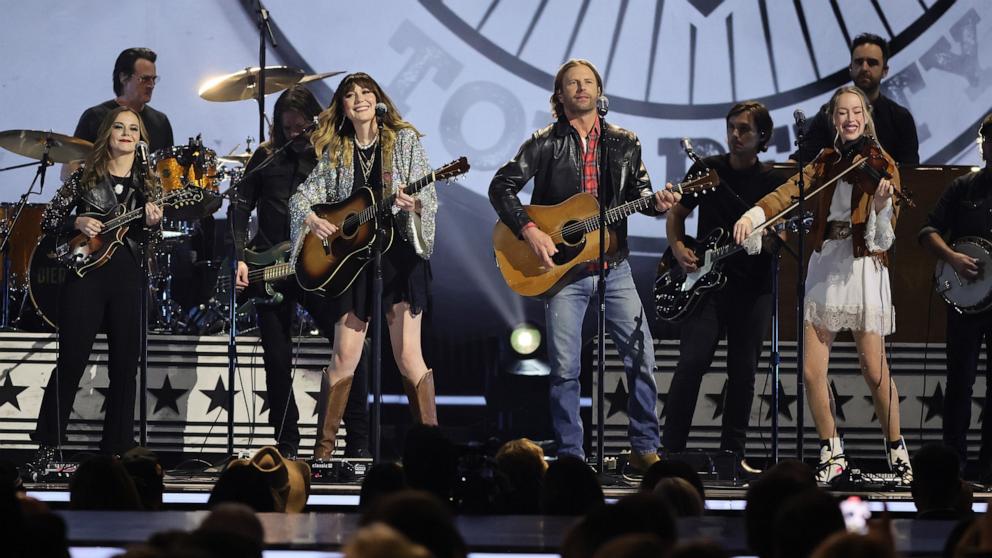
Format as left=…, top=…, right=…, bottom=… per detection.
left=95, top=386, right=111, bottom=413
left=200, top=377, right=237, bottom=414
left=973, top=397, right=987, bottom=425
left=705, top=380, right=728, bottom=420
left=306, top=389, right=321, bottom=418
left=254, top=390, right=270, bottom=415
left=0, top=373, right=29, bottom=411
left=862, top=394, right=908, bottom=423
left=829, top=381, right=854, bottom=423
left=917, top=384, right=945, bottom=423
left=758, top=381, right=797, bottom=422
left=149, top=375, right=187, bottom=415
left=657, top=392, right=669, bottom=419
left=605, top=378, right=629, bottom=419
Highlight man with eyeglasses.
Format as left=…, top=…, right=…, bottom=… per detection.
left=791, top=33, right=919, bottom=165
left=73, top=47, right=174, bottom=153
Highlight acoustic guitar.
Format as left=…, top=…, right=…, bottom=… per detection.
left=295, top=157, right=469, bottom=295
left=492, top=169, right=719, bottom=297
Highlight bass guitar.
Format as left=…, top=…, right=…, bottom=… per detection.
left=295, top=156, right=469, bottom=295
left=213, top=241, right=295, bottom=316
left=54, top=185, right=204, bottom=277
left=492, top=169, right=719, bottom=297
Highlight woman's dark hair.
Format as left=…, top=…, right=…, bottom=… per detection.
left=360, top=489, right=468, bottom=558
left=69, top=455, right=143, bottom=511
left=271, top=85, right=323, bottom=149
left=359, top=462, right=408, bottom=512
left=540, top=455, right=604, bottom=515
left=113, top=47, right=157, bottom=96
left=207, top=465, right=277, bottom=513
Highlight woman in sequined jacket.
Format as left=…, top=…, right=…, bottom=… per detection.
left=28, top=106, right=162, bottom=471
left=289, top=72, right=438, bottom=460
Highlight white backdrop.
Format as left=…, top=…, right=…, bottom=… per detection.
left=2, top=0, right=990, bottom=240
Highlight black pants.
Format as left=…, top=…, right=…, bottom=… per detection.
left=254, top=282, right=370, bottom=455
left=943, top=307, right=992, bottom=471
left=662, top=284, right=773, bottom=455
left=33, top=248, right=142, bottom=454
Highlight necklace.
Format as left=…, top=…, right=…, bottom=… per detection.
left=354, top=134, right=379, bottom=150
left=356, top=143, right=376, bottom=184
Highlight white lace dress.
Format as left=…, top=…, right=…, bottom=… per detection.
left=803, top=180, right=895, bottom=335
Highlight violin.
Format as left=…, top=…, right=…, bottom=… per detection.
left=835, top=137, right=915, bottom=208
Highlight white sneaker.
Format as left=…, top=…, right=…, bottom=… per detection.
left=816, top=437, right=849, bottom=484
left=887, top=437, right=913, bottom=485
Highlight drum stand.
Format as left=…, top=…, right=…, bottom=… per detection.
left=0, top=148, right=54, bottom=330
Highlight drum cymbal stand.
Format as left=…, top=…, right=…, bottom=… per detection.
left=0, top=143, right=54, bottom=330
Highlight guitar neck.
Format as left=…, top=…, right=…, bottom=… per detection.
left=577, top=194, right=654, bottom=233
left=101, top=190, right=179, bottom=232
left=248, top=262, right=295, bottom=284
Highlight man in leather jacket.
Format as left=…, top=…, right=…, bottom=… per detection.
left=489, top=59, right=678, bottom=472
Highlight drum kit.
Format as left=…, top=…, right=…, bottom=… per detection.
left=0, top=65, right=342, bottom=334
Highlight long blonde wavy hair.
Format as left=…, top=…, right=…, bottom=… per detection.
left=311, top=72, right=421, bottom=169
left=81, top=106, right=160, bottom=197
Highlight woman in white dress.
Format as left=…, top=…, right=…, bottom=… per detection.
left=732, top=86, right=912, bottom=484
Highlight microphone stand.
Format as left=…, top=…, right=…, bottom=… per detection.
left=793, top=115, right=808, bottom=461
left=215, top=128, right=310, bottom=460
left=256, top=1, right=276, bottom=144
left=135, top=151, right=150, bottom=447
left=0, top=155, right=52, bottom=330
left=370, top=115, right=386, bottom=463
left=594, top=104, right=608, bottom=477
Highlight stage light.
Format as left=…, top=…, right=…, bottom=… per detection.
left=509, top=323, right=541, bottom=356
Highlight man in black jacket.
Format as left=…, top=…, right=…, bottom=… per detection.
left=792, top=33, right=919, bottom=165
left=920, top=113, right=992, bottom=480
left=489, top=59, right=678, bottom=471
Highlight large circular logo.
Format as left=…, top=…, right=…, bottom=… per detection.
left=421, top=0, right=953, bottom=119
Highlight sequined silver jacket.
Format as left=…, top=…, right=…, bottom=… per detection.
left=288, top=127, right=437, bottom=265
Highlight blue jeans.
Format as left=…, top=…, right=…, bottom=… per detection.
left=545, top=260, right=661, bottom=459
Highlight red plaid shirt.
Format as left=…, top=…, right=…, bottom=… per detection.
left=580, top=119, right=601, bottom=195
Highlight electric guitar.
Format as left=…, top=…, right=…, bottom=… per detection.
left=492, top=169, right=719, bottom=298
left=54, top=185, right=204, bottom=277
left=654, top=213, right=812, bottom=322
left=295, top=156, right=470, bottom=295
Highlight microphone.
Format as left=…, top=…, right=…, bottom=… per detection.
left=375, top=103, right=387, bottom=119
left=793, top=109, right=806, bottom=127
left=136, top=141, right=152, bottom=180
left=596, top=96, right=609, bottom=117
left=293, top=117, right=320, bottom=142
left=680, top=137, right=701, bottom=163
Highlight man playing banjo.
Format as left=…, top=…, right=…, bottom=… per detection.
left=920, top=112, right=992, bottom=481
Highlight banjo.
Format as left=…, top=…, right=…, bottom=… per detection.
left=934, top=236, right=992, bottom=314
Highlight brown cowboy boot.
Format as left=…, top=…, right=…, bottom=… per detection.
left=313, top=374, right=353, bottom=460
left=402, top=369, right=438, bottom=426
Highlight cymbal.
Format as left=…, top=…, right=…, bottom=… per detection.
left=0, top=129, right=93, bottom=163
left=198, top=66, right=306, bottom=102
left=218, top=153, right=251, bottom=165
left=298, top=70, right=345, bottom=85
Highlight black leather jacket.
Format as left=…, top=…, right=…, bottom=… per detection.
left=43, top=170, right=155, bottom=261
left=489, top=118, right=659, bottom=265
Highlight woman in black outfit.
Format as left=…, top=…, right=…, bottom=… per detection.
left=28, top=106, right=162, bottom=472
